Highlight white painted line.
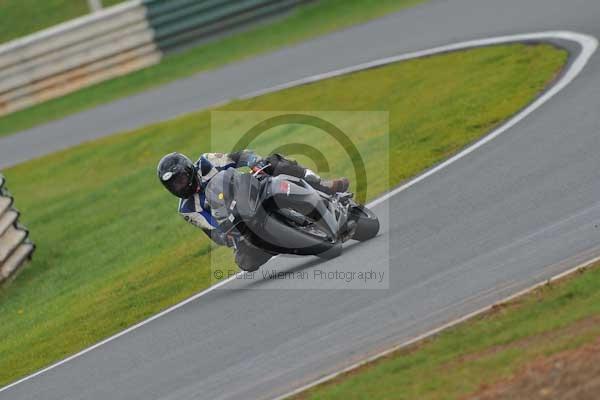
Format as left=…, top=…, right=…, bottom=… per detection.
left=272, top=31, right=599, bottom=399
left=368, top=31, right=598, bottom=208
left=0, top=270, right=245, bottom=394
left=273, top=254, right=600, bottom=400
left=240, top=31, right=597, bottom=104
left=0, top=30, right=596, bottom=395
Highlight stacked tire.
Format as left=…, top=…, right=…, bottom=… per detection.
left=0, top=174, right=34, bottom=283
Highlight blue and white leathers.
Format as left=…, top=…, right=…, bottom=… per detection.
left=177, top=151, right=259, bottom=245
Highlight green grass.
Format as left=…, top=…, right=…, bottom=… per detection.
left=293, top=265, right=600, bottom=400
left=0, top=43, right=566, bottom=387
left=0, top=0, right=426, bottom=138
left=0, top=0, right=125, bottom=45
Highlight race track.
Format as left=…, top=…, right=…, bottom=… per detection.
left=2, top=0, right=600, bottom=399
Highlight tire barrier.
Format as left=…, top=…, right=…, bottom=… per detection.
left=0, top=174, right=35, bottom=283
left=0, top=0, right=310, bottom=117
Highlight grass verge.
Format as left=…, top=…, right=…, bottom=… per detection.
left=292, top=262, right=600, bottom=400
left=0, top=43, right=566, bottom=387
left=0, top=0, right=426, bottom=138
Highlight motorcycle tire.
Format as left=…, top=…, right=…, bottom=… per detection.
left=350, top=205, right=380, bottom=241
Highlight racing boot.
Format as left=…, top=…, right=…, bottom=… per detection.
left=304, top=169, right=350, bottom=195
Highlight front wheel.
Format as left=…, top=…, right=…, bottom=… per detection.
left=350, top=205, right=380, bottom=241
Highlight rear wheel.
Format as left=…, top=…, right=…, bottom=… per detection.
left=350, top=205, right=380, bottom=241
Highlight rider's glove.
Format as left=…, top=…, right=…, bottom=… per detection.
left=243, top=151, right=263, bottom=169
left=229, top=149, right=263, bottom=169
left=222, top=230, right=243, bottom=248
left=206, top=229, right=233, bottom=247
left=226, top=233, right=239, bottom=248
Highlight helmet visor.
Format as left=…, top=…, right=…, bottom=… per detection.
left=171, top=173, right=190, bottom=193
left=164, top=172, right=195, bottom=198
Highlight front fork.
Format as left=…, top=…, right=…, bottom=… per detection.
left=325, top=194, right=359, bottom=242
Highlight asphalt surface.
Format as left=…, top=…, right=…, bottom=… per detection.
left=2, top=0, right=600, bottom=399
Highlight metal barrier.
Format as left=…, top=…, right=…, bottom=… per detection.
left=146, top=0, right=307, bottom=51
left=0, top=0, right=309, bottom=117
left=0, top=1, right=162, bottom=116
left=0, top=174, right=34, bottom=283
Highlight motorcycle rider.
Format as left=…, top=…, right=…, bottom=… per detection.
left=157, top=150, right=349, bottom=272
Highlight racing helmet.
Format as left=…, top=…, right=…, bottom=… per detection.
left=157, top=152, right=199, bottom=199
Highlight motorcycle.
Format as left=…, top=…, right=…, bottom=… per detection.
left=204, top=165, right=380, bottom=262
